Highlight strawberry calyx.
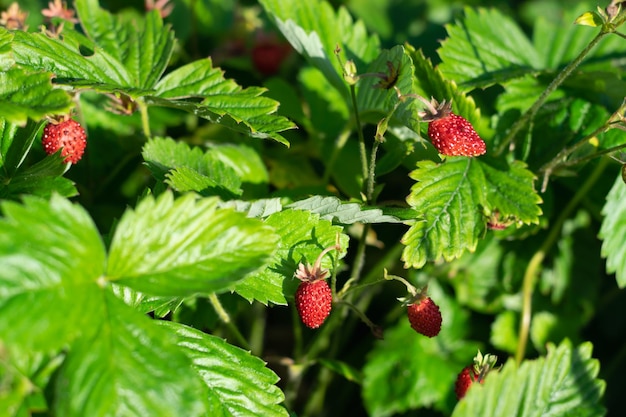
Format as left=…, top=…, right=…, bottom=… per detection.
left=294, top=237, right=341, bottom=283
left=470, top=350, right=499, bottom=383
left=416, top=97, right=453, bottom=122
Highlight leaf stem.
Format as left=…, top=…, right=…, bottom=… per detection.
left=515, top=157, right=609, bottom=364
left=208, top=293, right=250, bottom=350
left=496, top=30, right=610, bottom=156
left=136, top=98, right=152, bottom=138
left=349, top=84, right=369, bottom=199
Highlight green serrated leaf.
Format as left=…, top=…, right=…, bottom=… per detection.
left=157, top=321, right=289, bottom=417
left=479, top=158, right=542, bottom=224
left=107, top=191, right=278, bottom=296
left=401, top=158, right=486, bottom=269
left=0, top=28, right=14, bottom=70
left=0, top=118, right=41, bottom=175
left=219, top=198, right=283, bottom=218
left=12, top=29, right=130, bottom=88
left=155, top=58, right=235, bottom=99
left=599, top=173, right=626, bottom=288
left=438, top=7, right=540, bottom=90
left=209, top=144, right=269, bottom=185
left=287, top=195, right=403, bottom=224
left=0, top=67, right=73, bottom=125
left=362, top=281, right=480, bottom=416
left=52, top=293, right=210, bottom=416
left=0, top=195, right=106, bottom=352
left=142, top=137, right=242, bottom=197
left=75, top=0, right=175, bottom=89
left=259, top=0, right=380, bottom=95
left=232, top=209, right=348, bottom=305
left=452, top=340, right=605, bottom=417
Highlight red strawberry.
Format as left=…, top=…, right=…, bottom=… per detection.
left=251, top=31, right=291, bottom=76
left=407, top=296, right=442, bottom=337
left=455, top=351, right=498, bottom=400
left=295, top=280, right=332, bottom=329
left=42, top=118, right=86, bottom=164
left=419, top=99, right=486, bottom=157
left=455, top=365, right=480, bottom=399
left=293, top=243, right=341, bottom=329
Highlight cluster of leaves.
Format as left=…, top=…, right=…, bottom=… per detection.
left=1, top=0, right=625, bottom=416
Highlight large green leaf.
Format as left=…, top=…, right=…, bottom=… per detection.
left=107, top=192, right=279, bottom=296
left=75, top=0, right=175, bottom=89
left=0, top=153, right=77, bottom=199
left=0, top=66, right=73, bottom=125
left=402, top=158, right=486, bottom=269
left=142, top=137, right=242, bottom=197
left=0, top=195, right=106, bottom=352
left=52, top=293, right=210, bottom=417
left=362, top=281, right=481, bottom=416
left=259, top=0, right=380, bottom=95
left=437, top=7, right=540, bottom=90
left=599, top=173, right=626, bottom=288
left=232, top=209, right=348, bottom=305
left=452, top=341, right=605, bottom=417
left=0, top=118, right=41, bottom=175
left=401, top=157, right=542, bottom=268
left=287, top=195, right=403, bottom=224
left=158, top=321, right=289, bottom=417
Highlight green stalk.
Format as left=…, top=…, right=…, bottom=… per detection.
left=136, top=98, right=152, bottom=138
left=515, top=158, right=609, bottom=364
left=496, top=30, right=610, bottom=156
left=349, top=84, right=369, bottom=198
left=208, top=293, right=250, bottom=350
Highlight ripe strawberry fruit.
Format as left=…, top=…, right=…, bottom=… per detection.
left=293, top=243, right=341, bottom=329
left=42, top=118, right=86, bottom=164
left=407, top=296, right=442, bottom=337
left=419, top=99, right=486, bottom=157
left=295, top=280, right=332, bottom=329
left=455, top=351, right=498, bottom=400
left=455, top=365, right=480, bottom=399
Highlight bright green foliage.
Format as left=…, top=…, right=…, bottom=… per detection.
left=402, top=157, right=541, bottom=268
left=160, top=321, right=288, bottom=417
left=0, top=67, right=72, bottom=124
left=287, top=195, right=403, bottom=224
left=452, top=341, right=605, bottom=417
left=142, top=137, right=243, bottom=198
left=362, top=281, right=480, bottom=416
left=232, top=209, right=348, bottom=305
left=0, top=195, right=105, bottom=352
left=107, top=191, right=278, bottom=296
left=600, top=174, right=626, bottom=288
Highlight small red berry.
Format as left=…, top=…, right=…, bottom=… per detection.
left=295, top=280, right=332, bottom=329
left=407, top=296, right=442, bottom=337
left=42, top=118, right=86, bottom=164
left=455, top=351, right=498, bottom=400
left=455, top=366, right=480, bottom=399
left=420, top=99, right=486, bottom=157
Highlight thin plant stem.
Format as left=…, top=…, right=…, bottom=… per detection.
left=496, top=31, right=610, bottom=156
left=349, top=84, right=369, bottom=197
left=208, top=293, right=250, bottom=350
left=136, top=98, right=152, bottom=138
left=515, top=158, right=609, bottom=364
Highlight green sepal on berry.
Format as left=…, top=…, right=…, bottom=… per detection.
left=455, top=350, right=499, bottom=399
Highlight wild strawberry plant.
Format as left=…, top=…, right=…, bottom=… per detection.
left=1, top=0, right=625, bottom=416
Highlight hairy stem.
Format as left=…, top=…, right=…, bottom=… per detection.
left=515, top=158, right=609, bottom=363
left=136, top=98, right=152, bottom=138
left=496, top=30, right=610, bottom=155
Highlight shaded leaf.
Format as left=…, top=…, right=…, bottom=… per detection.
left=107, top=192, right=279, bottom=296
left=437, top=7, right=540, bottom=90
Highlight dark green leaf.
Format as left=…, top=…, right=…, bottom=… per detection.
left=0, top=118, right=42, bottom=175
left=107, top=192, right=279, bottom=296
left=0, top=195, right=106, bottom=352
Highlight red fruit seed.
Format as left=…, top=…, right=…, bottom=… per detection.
left=295, top=280, right=332, bottom=329
left=42, top=119, right=86, bottom=164
left=407, top=296, right=442, bottom=337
